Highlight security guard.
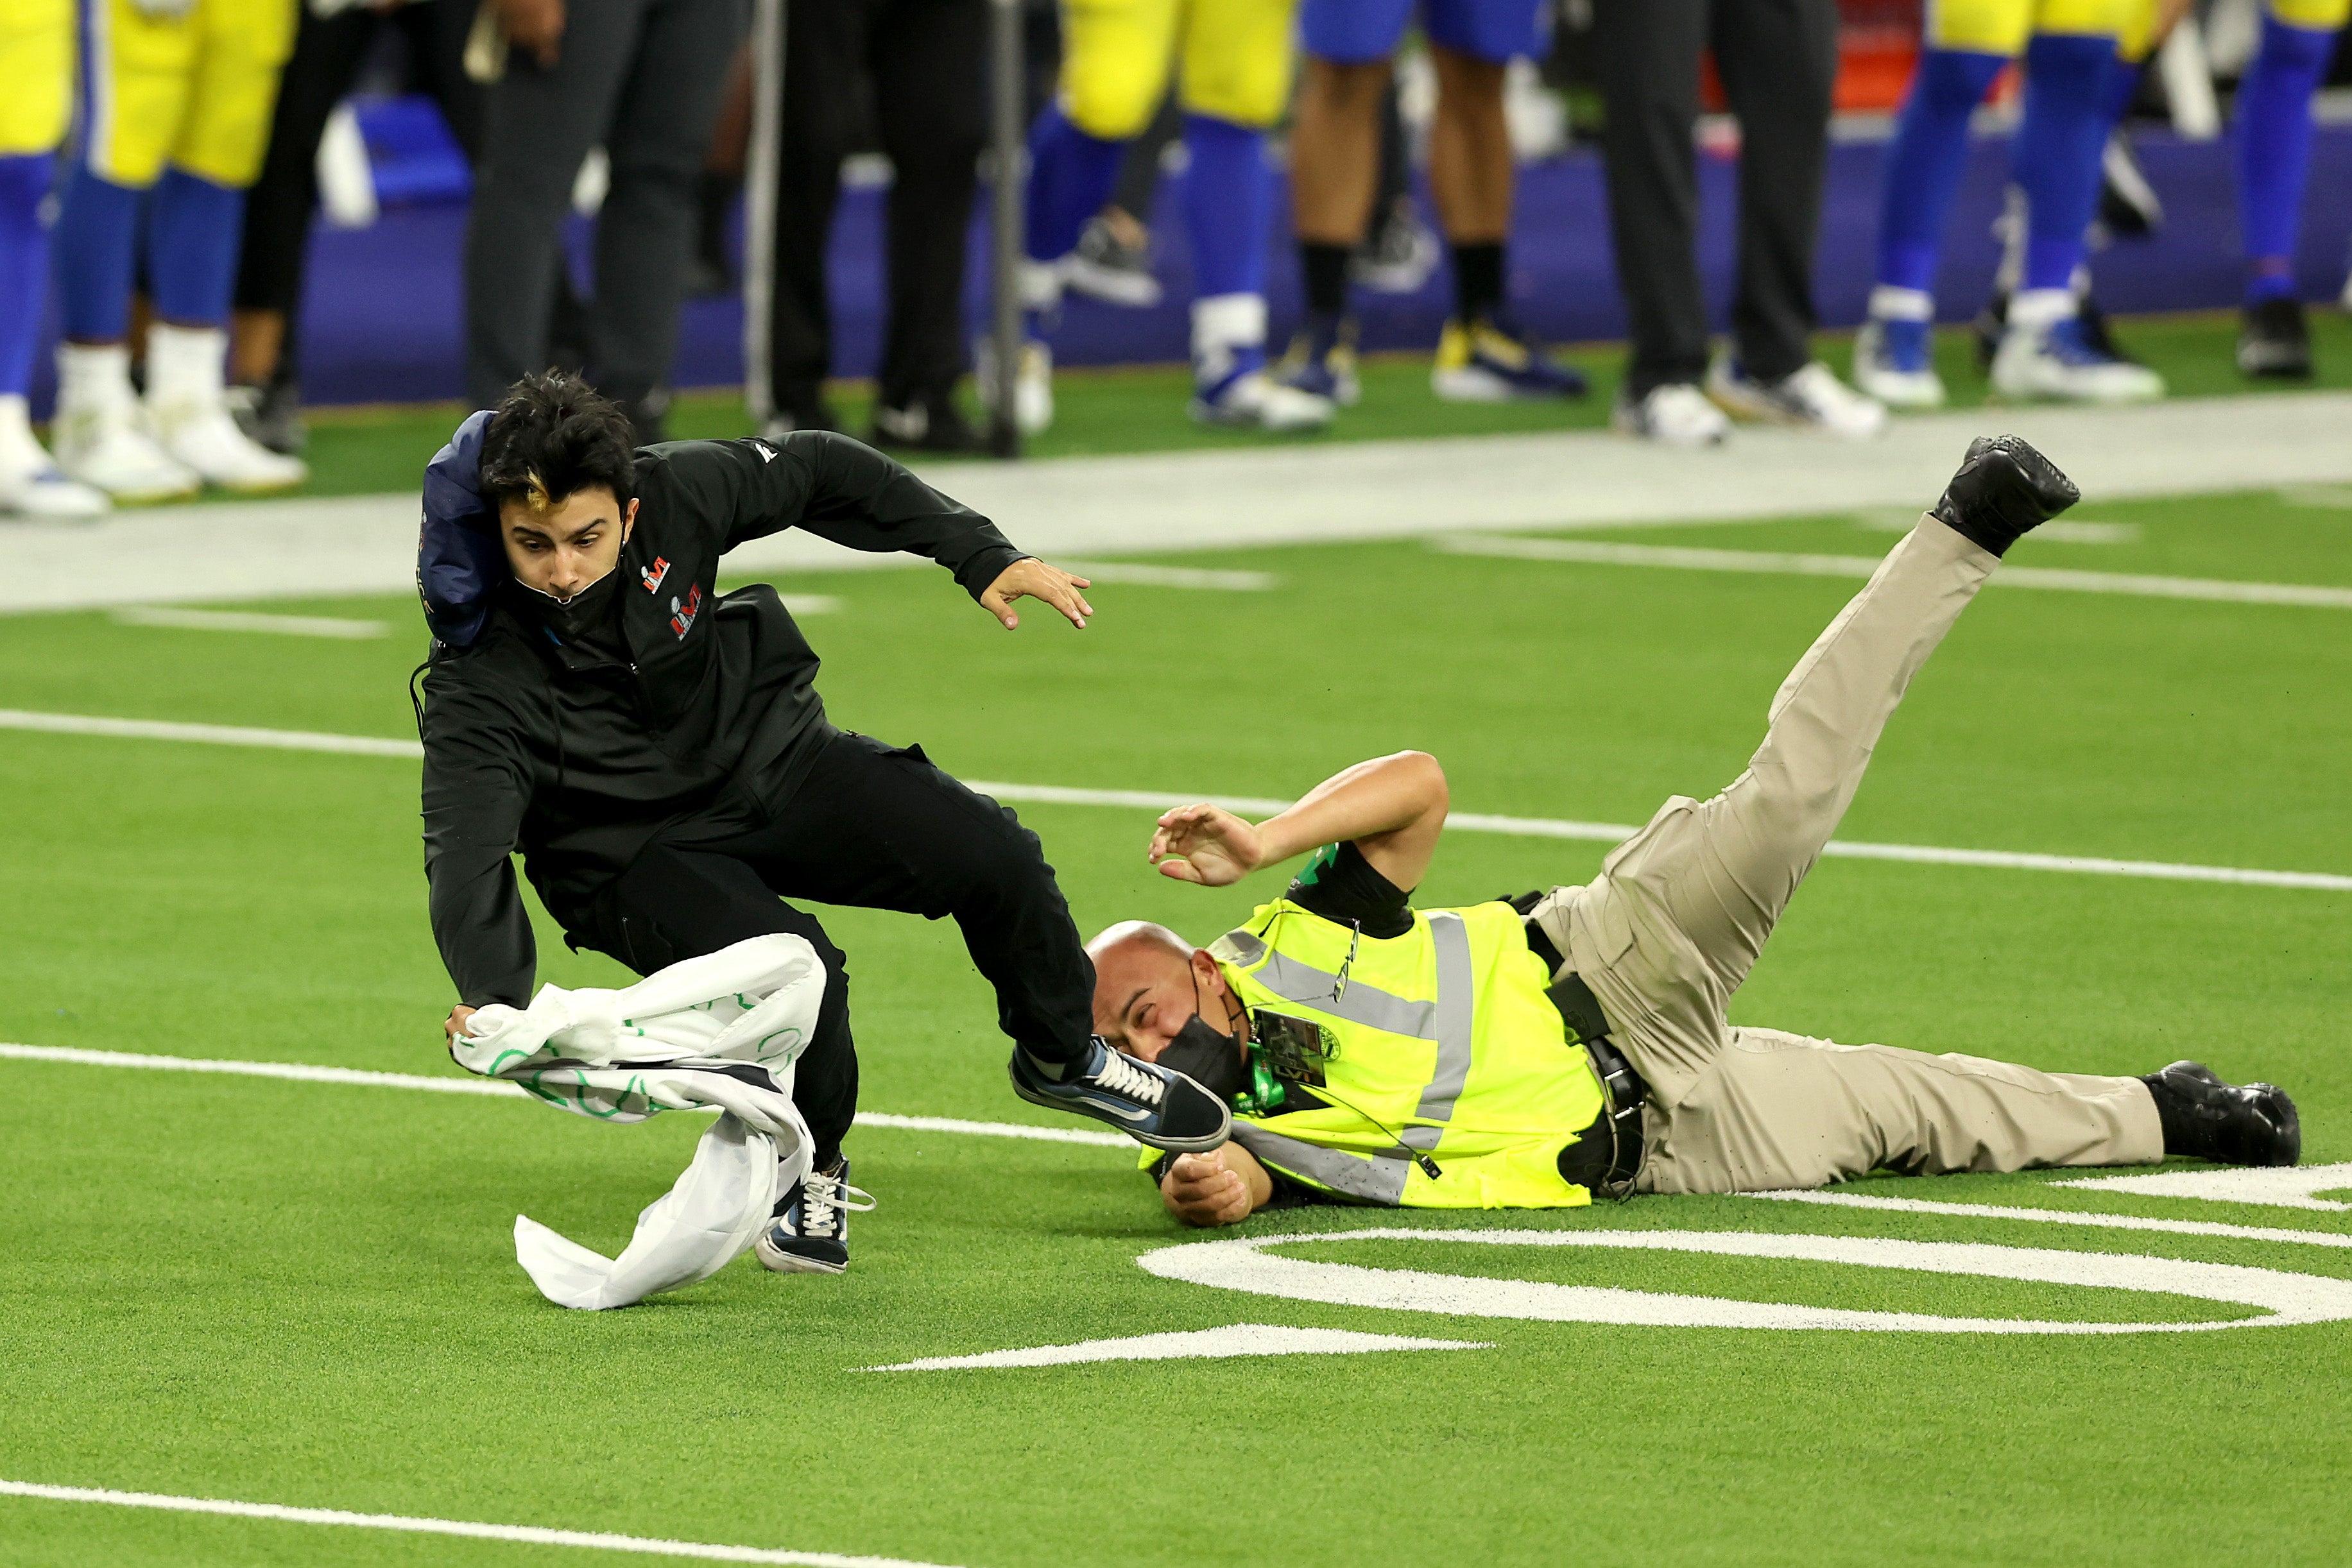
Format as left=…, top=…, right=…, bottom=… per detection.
left=1087, top=438, right=2303, bottom=1224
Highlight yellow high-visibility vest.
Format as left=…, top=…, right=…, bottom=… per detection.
left=1206, top=897, right=1606, bottom=1208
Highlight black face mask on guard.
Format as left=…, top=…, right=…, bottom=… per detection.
left=1156, top=1012, right=1248, bottom=1104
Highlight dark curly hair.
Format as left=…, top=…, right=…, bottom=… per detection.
left=478, top=370, right=637, bottom=515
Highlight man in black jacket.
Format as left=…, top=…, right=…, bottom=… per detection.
left=418, top=373, right=1228, bottom=1274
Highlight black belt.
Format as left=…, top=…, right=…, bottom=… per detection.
left=1524, top=914, right=1647, bottom=1196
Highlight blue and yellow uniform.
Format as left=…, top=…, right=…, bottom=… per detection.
left=0, top=0, right=77, bottom=160
left=1302, top=0, right=1541, bottom=67
left=1054, top=0, right=1297, bottom=141
left=72, top=0, right=296, bottom=192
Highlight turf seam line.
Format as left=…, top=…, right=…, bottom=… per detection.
left=6, top=708, right=2347, bottom=891
left=0, top=1043, right=1133, bottom=1146
left=0, top=1480, right=970, bottom=1567
left=1432, top=533, right=2352, bottom=608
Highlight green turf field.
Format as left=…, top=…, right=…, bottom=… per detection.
left=3, top=478, right=2349, bottom=1566
left=238, top=307, right=2352, bottom=501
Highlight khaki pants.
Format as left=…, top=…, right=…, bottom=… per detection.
left=1528, top=516, right=2163, bottom=1195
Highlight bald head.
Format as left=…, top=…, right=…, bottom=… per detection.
left=1088, top=920, right=1227, bottom=1061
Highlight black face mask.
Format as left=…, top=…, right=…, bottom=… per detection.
left=1156, top=1012, right=1248, bottom=1105
left=511, top=567, right=622, bottom=647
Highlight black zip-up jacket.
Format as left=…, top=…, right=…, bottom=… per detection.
left=421, top=431, right=1025, bottom=1007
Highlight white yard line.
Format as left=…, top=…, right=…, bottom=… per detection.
left=4, top=709, right=2347, bottom=892
left=1432, top=534, right=2352, bottom=609
left=0, top=1480, right=967, bottom=1568
left=1746, top=1189, right=2352, bottom=1249
left=0, top=1042, right=1131, bottom=1148
left=111, top=607, right=391, bottom=638
left=9, top=392, right=2352, bottom=613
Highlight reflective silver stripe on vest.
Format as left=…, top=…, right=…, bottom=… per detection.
left=1414, top=912, right=1475, bottom=1124
left=1215, top=927, right=1440, bottom=1041
left=1230, top=1122, right=1411, bottom=1205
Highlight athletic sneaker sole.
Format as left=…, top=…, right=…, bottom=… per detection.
left=753, top=1234, right=848, bottom=1275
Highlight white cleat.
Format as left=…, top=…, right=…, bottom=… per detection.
left=144, top=322, right=307, bottom=492
left=0, top=396, right=109, bottom=518
left=974, top=336, right=1054, bottom=436
left=1189, top=370, right=1334, bottom=432
left=1851, top=316, right=1946, bottom=409
left=51, top=402, right=201, bottom=502
left=151, top=399, right=310, bottom=492
left=1989, top=291, right=2165, bottom=404
left=1610, top=381, right=1730, bottom=446
left=1706, top=357, right=1888, bottom=439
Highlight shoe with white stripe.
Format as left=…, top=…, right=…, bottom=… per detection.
left=1009, top=1037, right=1232, bottom=1152
left=755, top=1158, right=875, bottom=1275
left=1991, top=291, right=2165, bottom=404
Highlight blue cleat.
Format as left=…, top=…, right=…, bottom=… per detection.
left=1853, top=315, right=1946, bottom=409
left=1431, top=312, right=1588, bottom=402
left=1276, top=312, right=1362, bottom=407
left=1008, top=1037, right=1232, bottom=1152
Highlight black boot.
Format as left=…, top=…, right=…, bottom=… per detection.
left=2140, top=1061, right=2301, bottom=1167
left=1932, top=435, right=2081, bottom=558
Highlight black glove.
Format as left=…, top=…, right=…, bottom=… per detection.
left=1932, top=435, right=2079, bottom=558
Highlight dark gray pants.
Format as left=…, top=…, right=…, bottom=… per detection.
left=464, top=0, right=746, bottom=412
left=1593, top=0, right=1838, bottom=397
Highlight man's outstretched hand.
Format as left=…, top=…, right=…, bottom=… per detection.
left=1162, top=1145, right=1266, bottom=1227
left=1149, top=803, right=1265, bottom=887
left=981, top=558, right=1094, bottom=630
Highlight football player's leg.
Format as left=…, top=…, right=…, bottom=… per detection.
left=1180, top=0, right=1330, bottom=428
left=1990, top=1, right=2166, bottom=399
left=144, top=0, right=304, bottom=491
left=1639, top=1029, right=2163, bottom=1193
left=1423, top=1, right=1586, bottom=400
left=2232, top=0, right=2349, bottom=377
left=51, top=0, right=203, bottom=500
left=0, top=0, right=105, bottom=517
left=1281, top=0, right=1405, bottom=404
left=1857, top=1, right=2021, bottom=407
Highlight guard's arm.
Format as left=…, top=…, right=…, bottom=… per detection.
left=1149, top=751, right=1449, bottom=892
left=421, top=671, right=538, bottom=1014
left=1160, top=1143, right=1274, bottom=1227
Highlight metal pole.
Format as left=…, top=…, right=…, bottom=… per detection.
left=743, top=0, right=785, bottom=432
left=987, top=0, right=1025, bottom=459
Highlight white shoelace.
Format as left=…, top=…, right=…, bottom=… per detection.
left=795, top=1167, right=877, bottom=1241
left=1091, top=1050, right=1166, bottom=1107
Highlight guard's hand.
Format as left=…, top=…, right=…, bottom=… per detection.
left=444, top=1005, right=477, bottom=1044
left=980, top=558, right=1093, bottom=631
left=1149, top=803, right=1262, bottom=887
left=1162, top=1147, right=1253, bottom=1227
left=495, top=0, right=565, bottom=66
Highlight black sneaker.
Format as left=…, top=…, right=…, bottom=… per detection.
left=1932, top=434, right=2080, bottom=557
left=1062, top=213, right=1162, bottom=309
left=2142, top=1062, right=2301, bottom=1167
left=227, top=373, right=307, bottom=456
left=754, top=1158, right=875, bottom=1275
left=2236, top=296, right=2313, bottom=380
left=1008, top=1037, right=1232, bottom=1152
left=870, top=391, right=982, bottom=454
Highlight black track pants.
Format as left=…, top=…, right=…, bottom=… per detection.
left=591, top=730, right=1097, bottom=1164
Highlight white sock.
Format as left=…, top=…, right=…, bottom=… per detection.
left=1867, top=285, right=1934, bottom=323
left=1190, top=292, right=1267, bottom=386
left=146, top=322, right=230, bottom=413
left=56, top=341, right=137, bottom=413
left=2008, top=288, right=2078, bottom=332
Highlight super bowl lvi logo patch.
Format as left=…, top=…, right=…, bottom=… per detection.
left=641, top=556, right=669, bottom=593
left=669, top=584, right=702, bottom=639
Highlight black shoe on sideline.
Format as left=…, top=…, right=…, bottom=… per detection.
left=1009, top=1037, right=1232, bottom=1152
left=755, top=1158, right=875, bottom=1275
left=870, top=391, right=981, bottom=454
left=2236, top=296, right=2313, bottom=380
left=1932, top=435, right=2080, bottom=557
left=2141, top=1061, right=2301, bottom=1167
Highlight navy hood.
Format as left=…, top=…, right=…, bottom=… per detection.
left=416, top=409, right=506, bottom=648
